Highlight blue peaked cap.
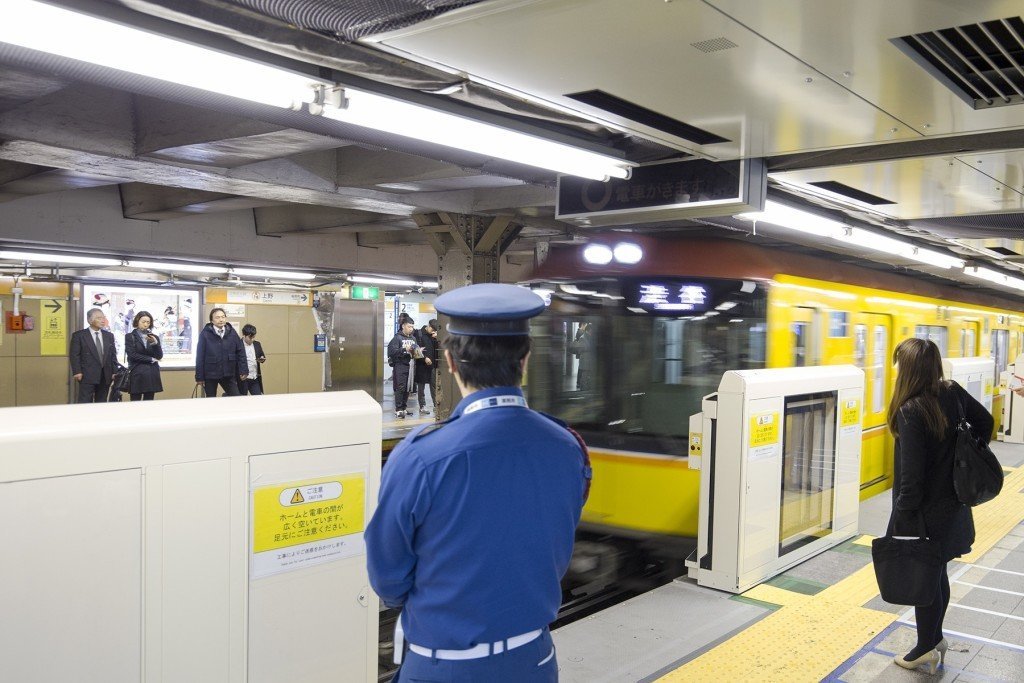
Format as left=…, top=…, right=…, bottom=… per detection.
left=434, top=283, right=546, bottom=336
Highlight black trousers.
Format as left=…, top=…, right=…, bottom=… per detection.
left=416, top=373, right=436, bottom=407
left=241, top=378, right=263, bottom=395
left=204, top=377, right=240, bottom=397
left=392, top=370, right=410, bottom=411
left=77, top=381, right=110, bottom=403
left=130, top=392, right=155, bottom=401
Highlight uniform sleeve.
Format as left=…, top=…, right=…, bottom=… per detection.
left=365, top=446, right=433, bottom=608
left=894, top=408, right=927, bottom=514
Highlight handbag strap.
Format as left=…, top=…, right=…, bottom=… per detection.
left=886, top=509, right=930, bottom=539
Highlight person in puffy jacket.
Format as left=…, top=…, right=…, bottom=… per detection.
left=195, top=307, right=247, bottom=397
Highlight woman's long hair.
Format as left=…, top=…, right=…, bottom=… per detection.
left=886, top=338, right=948, bottom=438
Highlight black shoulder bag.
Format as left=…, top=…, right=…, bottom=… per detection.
left=953, top=393, right=1004, bottom=506
left=871, top=513, right=944, bottom=606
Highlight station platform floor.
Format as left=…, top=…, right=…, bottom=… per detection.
left=553, top=442, right=1024, bottom=682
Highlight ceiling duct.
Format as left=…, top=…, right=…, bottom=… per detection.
left=893, top=16, right=1024, bottom=109
left=806, top=181, right=895, bottom=206
left=565, top=90, right=729, bottom=146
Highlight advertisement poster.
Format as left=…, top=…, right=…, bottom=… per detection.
left=82, top=285, right=201, bottom=368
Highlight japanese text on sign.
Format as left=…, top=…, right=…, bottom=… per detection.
left=840, top=399, right=861, bottom=427
left=252, top=474, right=366, bottom=578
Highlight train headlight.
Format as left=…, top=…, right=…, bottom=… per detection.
left=613, top=242, right=643, bottom=264
left=583, top=244, right=614, bottom=265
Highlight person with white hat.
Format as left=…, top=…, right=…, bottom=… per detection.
left=366, top=283, right=591, bottom=682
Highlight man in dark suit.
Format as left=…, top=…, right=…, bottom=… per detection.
left=70, top=307, right=118, bottom=403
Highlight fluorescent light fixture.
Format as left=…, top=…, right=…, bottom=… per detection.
left=0, top=250, right=120, bottom=266
left=964, top=267, right=1024, bottom=291
left=613, top=242, right=643, bottom=264
left=837, top=228, right=916, bottom=257
left=128, top=260, right=227, bottom=274
left=349, top=275, right=438, bottom=289
left=232, top=267, right=316, bottom=281
left=2, top=0, right=323, bottom=108
left=736, top=200, right=844, bottom=237
left=715, top=301, right=737, bottom=311
left=319, top=88, right=632, bottom=181
left=583, top=244, right=614, bottom=265
left=909, top=247, right=965, bottom=270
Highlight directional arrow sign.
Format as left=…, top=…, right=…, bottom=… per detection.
left=44, top=300, right=62, bottom=313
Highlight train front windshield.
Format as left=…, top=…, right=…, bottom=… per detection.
left=528, top=278, right=767, bottom=455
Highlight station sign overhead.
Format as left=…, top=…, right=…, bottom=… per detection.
left=557, top=158, right=766, bottom=227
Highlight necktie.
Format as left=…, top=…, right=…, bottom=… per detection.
left=94, top=331, right=103, bottom=357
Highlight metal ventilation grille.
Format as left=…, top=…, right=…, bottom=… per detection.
left=894, top=17, right=1024, bottom=109
left=690, top=37, right=738, bottom=53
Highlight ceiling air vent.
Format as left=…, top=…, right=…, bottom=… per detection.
left=807, top=180, right=895, bottom=205
left=690, top=37, right=738, bottom=53
left=893, top=17, right=1024, bottom=109
left=565, top=90, right=730, bottom=145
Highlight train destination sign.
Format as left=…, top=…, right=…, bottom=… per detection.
left=557, top=158, right=765, bottom=227
left=626, top=280, right=712, bottom=314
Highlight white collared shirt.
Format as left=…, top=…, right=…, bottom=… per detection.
left=244, top=342, right=258, bottom=378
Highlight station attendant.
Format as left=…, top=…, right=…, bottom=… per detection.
left=366, top=283, right=591, bottom=682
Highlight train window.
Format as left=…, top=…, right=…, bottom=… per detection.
left=792, top=323, right=808, bottom=367
left=872, top=326, right=887, bottom=413
left=853, top=325, right=866, bottom=369
left=779, top=391, right=837, bottom=556
left=828, top=312, right=849, bottom=337
left=914, top=325, right=948, bottom=355
left=991, top=329, right=1009, bottom=383
left=528, top=278, right=767, bottom=453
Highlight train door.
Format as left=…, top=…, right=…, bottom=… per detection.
left=856, top=314, right=892, bottom=487
left=791, top=307, right=819, bottom=367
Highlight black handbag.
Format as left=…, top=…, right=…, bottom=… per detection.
left=953, top=393, right=1004, bottom=506
left=108, top=363, right=132, bottom=402
left=871, top=514, right=944, bottom=606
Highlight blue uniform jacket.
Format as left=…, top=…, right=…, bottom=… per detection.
left=366, top=386, right=587, bottom=650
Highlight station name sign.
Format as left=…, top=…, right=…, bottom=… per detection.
left=557, top=158, right=765, bottom=227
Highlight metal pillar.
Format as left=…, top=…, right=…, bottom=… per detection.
left=417, top=212, right=523, bottom=420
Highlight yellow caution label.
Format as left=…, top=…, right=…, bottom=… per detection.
left=689, top=432, right=703, bottom=456
left=985, top=380, right=993, bottom=396
left=840, top=399, right=861, bottom=427
left=749, top=412, right=779, bottom=448
left=253, top=475, right=365, bottom=553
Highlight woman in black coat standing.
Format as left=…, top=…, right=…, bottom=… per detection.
left=125, top=310, right=163, bottom=401
left=886, top=338, right=993, bottom=673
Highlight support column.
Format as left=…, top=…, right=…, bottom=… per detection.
left=417, top=212, right=522, bottom=420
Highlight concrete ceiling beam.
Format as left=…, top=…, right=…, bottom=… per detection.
left=253, top=204, right=414, bottom=235
left=120, top=182, right=285, bottom=220
left=335, top=146, right=481, bottom=188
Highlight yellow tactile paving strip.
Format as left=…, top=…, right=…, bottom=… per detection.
left=658, top=464, right=1024, bottom=683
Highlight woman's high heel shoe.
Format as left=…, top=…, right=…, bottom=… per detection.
left=894, top=649, right=941, bottom=674
left=935, top=638, right=948, bottom=666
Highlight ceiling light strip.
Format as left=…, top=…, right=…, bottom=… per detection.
left=3, top=0, right=325, bottom=108
left=319, top=88, right=632, bottom=181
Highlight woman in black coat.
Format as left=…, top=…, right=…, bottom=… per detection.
left=886, top=338, right=993, bottom=674
left=125, top=310, right=163, bottom=401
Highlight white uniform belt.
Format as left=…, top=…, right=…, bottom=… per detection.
left=408, top=629, right=542, bottom=660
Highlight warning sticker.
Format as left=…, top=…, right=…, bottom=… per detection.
left=841, top=399, right=861, bottom=427
left=689, top=431, right=703, bottom=457
left=251, top=474, right=366, bottom=578
left=748, top=411, right=780, bottom=461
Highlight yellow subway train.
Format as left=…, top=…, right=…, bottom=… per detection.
left=525, top=235, right=1023, bottom=543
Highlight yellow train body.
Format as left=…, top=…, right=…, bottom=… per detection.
left=579, top=272, right=1021, bottom=538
